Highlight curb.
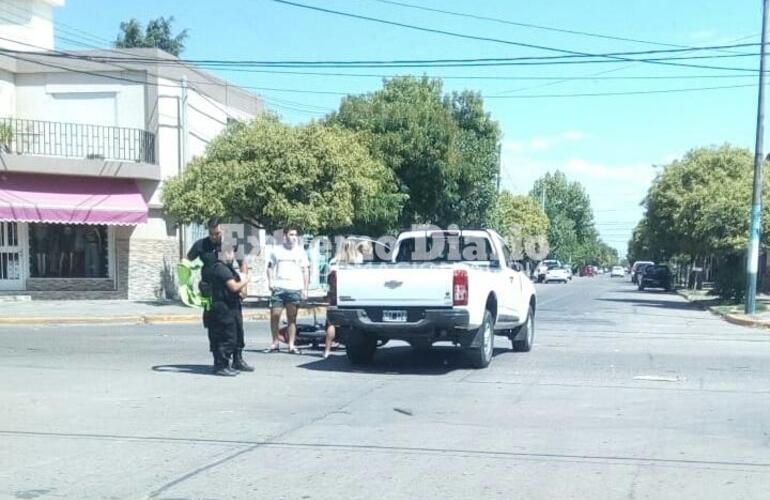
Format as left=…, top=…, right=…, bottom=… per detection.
left=0, top=307, right=327, bottom=326
left=723, top=313, right=770, bottom=329
left=0, top=315, right=144, bottom=326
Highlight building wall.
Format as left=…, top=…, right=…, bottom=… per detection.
left=0, top=69, right=15, bottom=117
left=0, top=0, right=61, bottom=52
left=122, top=212, right=179, bottom=301
left=14, top=71, right=146, bottom=129
left=127, top=237, right=179, bottom=300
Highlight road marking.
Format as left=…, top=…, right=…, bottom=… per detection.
left=633, top=375, right=683, bottom=383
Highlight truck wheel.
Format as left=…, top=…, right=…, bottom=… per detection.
left=512, top=306, right=535, bottom=352
left=346, top=329, right=377, bottom=365
left=469, top=310, right=494, bottom=369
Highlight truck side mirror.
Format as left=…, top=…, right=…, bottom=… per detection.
left=510, top=261, right=523, bottom=272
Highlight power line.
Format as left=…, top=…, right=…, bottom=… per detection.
left=368, top=0, right=687, bottom=48
left=12, top=46, right=766, bottom=71
left=164, top=67, right=760, bottom=81
left=269, top=0, right=763, bottom=72
left=62, top=42, right=767, bottom=66
left=484, top=83, right=754, bottom=99
left=0, top=44, right=756, bottom=107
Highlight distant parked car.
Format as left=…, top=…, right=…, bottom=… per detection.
left=631, top=261, right=654, bottom=284
left=562, top=264, right=573, bottom=281
left=579, top=265, right=594, bottom=277
left=610, top=266, right=625, bottom=278
left=638, top=264, right=674, bottom=292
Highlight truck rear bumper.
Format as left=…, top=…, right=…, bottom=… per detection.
left=328, top=307, right=473, bottom=339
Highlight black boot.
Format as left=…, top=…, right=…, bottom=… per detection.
left=232, top=349, right=254, bottom=372
left=212, top=352, right=238, bottom=377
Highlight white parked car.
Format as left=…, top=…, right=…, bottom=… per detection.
left=610, top=266, right=625, bottom=278
left=327, top=229, right=537, bottom=369
left=545, top=264, right=570, bottom=284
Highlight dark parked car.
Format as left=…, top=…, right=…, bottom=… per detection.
left=579, top=265, right=594, bottom=277
left=638, top=264, right=674, bottom=292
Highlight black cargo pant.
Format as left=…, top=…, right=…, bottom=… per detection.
left=208, top=302, right=239, bottom=366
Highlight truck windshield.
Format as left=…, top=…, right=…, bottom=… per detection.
left=395, top=236, right=495, bottom=263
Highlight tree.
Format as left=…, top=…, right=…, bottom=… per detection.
left=162, top=115, right=405, bottom=233
left=529, top=170, right=609, bottom=264
left=487, top=192, right=549, bottom=258
left=327, top=76, right=501, bottom=228
left=636, top=144, right=770, bottom=298
left=530, top=171, right=596, bottom=245
left=115, top=16, right=188, bottom=56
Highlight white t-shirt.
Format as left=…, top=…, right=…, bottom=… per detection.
left=269, top=244, right=310, bottom=291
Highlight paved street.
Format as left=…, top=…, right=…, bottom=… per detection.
left=2, top=276, right=770, bottom=499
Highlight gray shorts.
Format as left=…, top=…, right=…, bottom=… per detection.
left=271, top=288, right=302, bottom=308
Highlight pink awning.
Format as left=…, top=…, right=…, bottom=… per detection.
left=0, top=172, right=148, bottom=225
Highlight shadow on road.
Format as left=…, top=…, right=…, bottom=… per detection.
left=151, top=364, right=213, bottom=375
left=598, top=297, right=700, bottom=310
left=296, top=345, right=513, bottom=376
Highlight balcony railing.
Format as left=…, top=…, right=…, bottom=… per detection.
left=0, top=117, right=156, bottom=164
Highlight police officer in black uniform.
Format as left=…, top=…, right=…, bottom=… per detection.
left=187, top=217, right=224, bottom=267
left=187, top=217, right=224, bottom=354
left=206, top=245, right=251, bottom=376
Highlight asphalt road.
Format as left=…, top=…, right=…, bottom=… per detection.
left=1, top=275, right=770, bottom=499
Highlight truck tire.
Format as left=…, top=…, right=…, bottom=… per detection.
left=346, top=329, right=377, bottom=365
left=512, top=306, right=535, bottom=352
left=469, top=310, right=494, bottom=369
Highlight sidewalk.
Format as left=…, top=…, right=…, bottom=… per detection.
left=677, top=288, right=770, bottom=329
left=0, top=299, right=325, bottom=326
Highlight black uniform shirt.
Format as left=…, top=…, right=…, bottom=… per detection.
left=208, top=261, right=241, bottom=310
left=187, top=237, right=220, bottom=262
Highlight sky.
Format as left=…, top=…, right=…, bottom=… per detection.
left=50, top=0, right=767, bottom=257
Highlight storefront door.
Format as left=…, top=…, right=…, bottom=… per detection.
left=0, top=222, right=26, bottom=290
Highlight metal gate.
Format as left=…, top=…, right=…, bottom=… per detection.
left=0, top=222, right=25, bottom=290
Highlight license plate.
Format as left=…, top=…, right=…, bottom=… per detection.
left=382, top=310, right=408, bottom=322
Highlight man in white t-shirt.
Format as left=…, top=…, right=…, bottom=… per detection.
left=266, top=227, right=310, bottom=354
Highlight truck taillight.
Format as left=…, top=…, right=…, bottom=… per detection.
left=453, top=269, right=468, bottom=306
left=328, top=270, right=337, bottom=306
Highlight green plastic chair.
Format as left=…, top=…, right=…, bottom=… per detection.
left=177, top=259, right=210, bottom=310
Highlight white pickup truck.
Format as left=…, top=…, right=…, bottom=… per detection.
left=326, top=229, right=537, bottom=368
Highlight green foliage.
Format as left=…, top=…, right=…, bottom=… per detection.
left=0, top=122, right=12, bottom=148
left=328, top=76, right=501, bottom=227
left=634, top=144, right=770, bottom=301
left=162, top=115, right=405, bottom=233
left=529, top=170, right=612, bottom=265
left=713, top=253, right=746, bottom=303
left=643, top=145, right=770, bottom=257
left=115, top=16, right=188, bottom=56
left=487, top=192, right=550, bottom=251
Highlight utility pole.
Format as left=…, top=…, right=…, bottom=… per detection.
left=746, top=0, right=770, bottom=314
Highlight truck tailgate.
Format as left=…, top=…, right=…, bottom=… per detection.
left=337, top=265, right=454, bottom=307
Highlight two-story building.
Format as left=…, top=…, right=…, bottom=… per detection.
left=0, top=0, right=264, bottom=299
